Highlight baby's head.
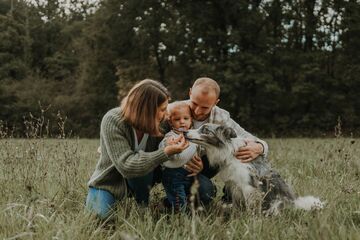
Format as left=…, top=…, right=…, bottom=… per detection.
left=167, top=101, right=192, bottom=132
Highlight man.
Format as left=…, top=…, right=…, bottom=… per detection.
left=183, top=77, right=268, bottom=201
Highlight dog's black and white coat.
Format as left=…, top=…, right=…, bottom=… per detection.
left=185, top=123, right=323, bottom=215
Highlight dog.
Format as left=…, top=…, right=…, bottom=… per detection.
left=185, top=123, right=324, bottom=215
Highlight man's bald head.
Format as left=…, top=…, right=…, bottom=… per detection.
left=192, top=77, right=220, bottom=98
left=189, top=77, right=220, bottom=121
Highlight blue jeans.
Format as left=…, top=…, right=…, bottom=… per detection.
left=162, top=167, right=192, bottom=209
left=86, top=167, right=216, bottom=218
left=86, top=187, right=116, bottom=219
left=162, top=167, right=216, bottom=210
left=86, top=171, right=154, bottom=219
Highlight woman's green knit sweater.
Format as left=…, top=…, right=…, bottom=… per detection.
left=88, top=107, right=170, bottom=199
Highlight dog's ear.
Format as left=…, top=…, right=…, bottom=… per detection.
left=223, top=127, right=237, bottom=139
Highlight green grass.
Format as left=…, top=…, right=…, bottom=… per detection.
left=0, top=138, right=359, bottom=239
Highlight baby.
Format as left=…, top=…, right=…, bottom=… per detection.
left=159, top=101, right=199, bottom=210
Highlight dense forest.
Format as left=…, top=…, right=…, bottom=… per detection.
left=0, top=0, right=359, bottom=137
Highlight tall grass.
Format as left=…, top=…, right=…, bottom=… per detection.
left=0, top=120, right=359, bottom=239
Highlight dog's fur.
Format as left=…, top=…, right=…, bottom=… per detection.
left=185, top=123, right=324, bottom=215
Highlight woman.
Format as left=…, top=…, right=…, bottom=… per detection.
left=86, top=79, right=188, bottom=219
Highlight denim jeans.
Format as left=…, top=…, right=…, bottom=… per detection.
left=86, top=170, right=155, bottom=219
left=86, top=164, right=217, bottom=218
left=126, top=171, right=154, bottom=205
left=86, top=187, right=116, bottom=219
left=162, top=167, right=216, bottom=210
left=162, top=167, right=192, bottom=209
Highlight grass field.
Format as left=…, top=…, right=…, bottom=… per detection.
left=0, top=138, right=359, bottom=239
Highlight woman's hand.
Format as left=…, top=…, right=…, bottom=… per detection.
left=184, top=155, right=203, bottom=177
left=165, top=135, right=178, bottom=145
left=164, top=134, right=189, bottom=155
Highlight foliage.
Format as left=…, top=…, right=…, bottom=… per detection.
left=1, top=0, right=359, bottom=137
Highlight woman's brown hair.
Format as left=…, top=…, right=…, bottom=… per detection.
left=120, top=79, right=170, bottom=135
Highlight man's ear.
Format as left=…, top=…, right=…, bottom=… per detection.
left=223, top=127, right=237, bottom=139
left=215, top=99, right=220, bottom=105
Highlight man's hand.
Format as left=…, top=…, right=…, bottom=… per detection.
left=184, top=155, right=203, bottom=176
left=234, top=140, right=264, bottom=163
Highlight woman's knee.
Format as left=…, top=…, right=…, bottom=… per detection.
left=86, top=187, right=117, bottom=219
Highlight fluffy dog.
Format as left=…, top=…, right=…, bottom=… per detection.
left=185, top=123, right=324, bottom=215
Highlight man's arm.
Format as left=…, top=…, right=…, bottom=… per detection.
left=227, top=118, right=268, bottom=158
left=211, top=107, right=268, bottom=159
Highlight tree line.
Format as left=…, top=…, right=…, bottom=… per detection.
left=0, top=0, right=359, bottom=137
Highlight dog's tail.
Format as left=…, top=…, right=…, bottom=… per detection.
left=293, top=196, right=324, bottom=210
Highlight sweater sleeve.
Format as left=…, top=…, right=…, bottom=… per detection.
left=101, top=113, right=170, bottom=179
left=215, top=108, right=269, bottom=157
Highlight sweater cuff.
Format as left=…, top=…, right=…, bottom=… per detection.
left=255, top=140, right=268, bottom=157
left=157, top=147, right=171, bottom=162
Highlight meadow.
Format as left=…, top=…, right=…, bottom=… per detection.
left=0, top=137, right=359, bottom=240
